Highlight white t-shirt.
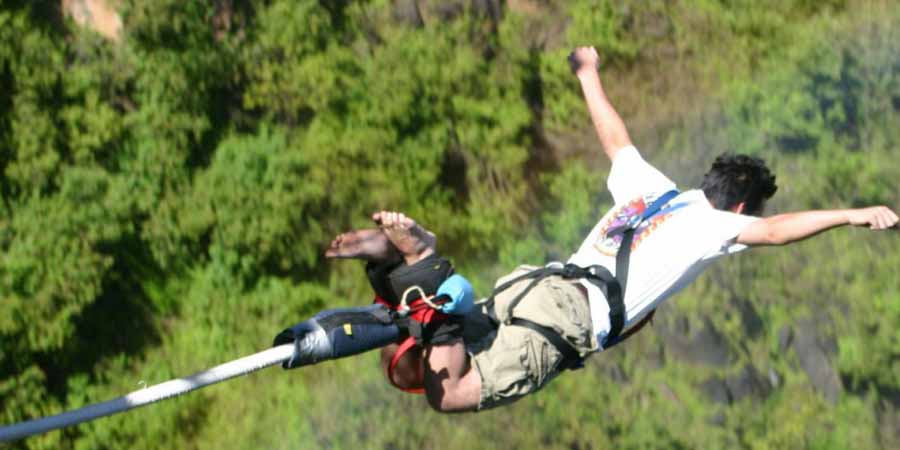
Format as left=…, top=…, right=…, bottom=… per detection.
left=567, top=146, right=759, bottom=347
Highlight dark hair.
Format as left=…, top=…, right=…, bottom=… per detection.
left=700, top=154, right=777, bottom=216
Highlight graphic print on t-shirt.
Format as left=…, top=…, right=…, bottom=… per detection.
left=593, top=194, right=686, bottom=256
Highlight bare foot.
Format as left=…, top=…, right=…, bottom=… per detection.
left=324, top=229, right=401, bottom=261
left=372, top=211, right=436, bottom=265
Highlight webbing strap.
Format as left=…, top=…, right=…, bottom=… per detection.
left=509, top=318, right=583, bottom=370
left=488, top=189, right=680, bottom=362
left=604, top=189, right=679, bottom=347
left=374, top=296, right=446, bottom=395
left=486, top=263, right=617, bottom=369
left=488, top=264, right=619, bottom=325
left=607, top=189, right=680, bottom=297
left=388, top=337, right=425, bottom=394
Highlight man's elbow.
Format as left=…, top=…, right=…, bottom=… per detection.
left=751, top=225, right=793, bottom=246
left=764, top=232, right=790, bottom=246
left=738, top=221, right=789, bottom=246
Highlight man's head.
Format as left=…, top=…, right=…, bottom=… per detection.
left=700, top=154, right=777, bottom=216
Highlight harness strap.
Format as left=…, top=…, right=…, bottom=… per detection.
left=375, top=295, right=448, bottom=395
left=603, top=188, right=679, bottom=347
left=484, top=263, right=614, bottom=370
left=607, top=189, right=680, bottom=296
left=509, top=317, right=583, bottom=370
left=488, top=264, right=620, bottom=325
left=488, top=189, right=680, bottom=366
left=388, top=337, right=425, bottom=394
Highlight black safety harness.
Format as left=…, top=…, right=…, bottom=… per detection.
left=486, top=189, right=681, bottom=369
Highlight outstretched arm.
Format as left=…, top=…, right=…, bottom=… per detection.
left=737, top=206, right=899, bottom=246
left=570, top=46, right=632, bottom=162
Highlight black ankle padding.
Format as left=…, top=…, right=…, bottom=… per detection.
left=366, top=259, right=403, bottom=304
left=274, top=304, right=401, bottom=369
left=314, top=304, right=395, bottom=329
left=326, top=316, right=400, bottom=359
left=388, top=253, right=454, bottom=305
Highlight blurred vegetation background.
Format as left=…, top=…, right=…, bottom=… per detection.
left=1, top=0, right=898, bottom=449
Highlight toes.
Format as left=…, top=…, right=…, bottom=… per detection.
left=385, top=211, right=399, bottom=229
left=374, top=210, right=419, bottom=231
left=374, top=210, right=394, bottom=227
left=326, top=236, right=342, bottom=251
left=325, top=235, right=344, bottom=257
left=397, top=212, right=414, bottom=229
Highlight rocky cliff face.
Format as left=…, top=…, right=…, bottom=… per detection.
left=651, top=298, right=844, bottom=407
left=62, top=0, right=121, bottom=41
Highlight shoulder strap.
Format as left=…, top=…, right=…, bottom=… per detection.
left=606, top=189, right=679, bottom=343
left=486, top=189, right=680, bottom=351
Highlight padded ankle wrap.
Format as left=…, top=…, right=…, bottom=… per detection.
left=273, top=304, right=400, bottom=369
left=366, top=253, right=454, bottom=306
left=366, top=253, right=463, bottom=351
left=365, top=259, right=403, bottom=304
left=388, top=253, right=454, bottom=305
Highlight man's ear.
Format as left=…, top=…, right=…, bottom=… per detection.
left=730, top=202, right=747, bottom=215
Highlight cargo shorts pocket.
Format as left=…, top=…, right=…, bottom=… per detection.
left=546, top=282, right=595, bottom=352
left=473, top=324, right=565, bottom=410
left=522, top=331, right=564, bottom=388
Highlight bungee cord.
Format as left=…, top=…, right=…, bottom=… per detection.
left=0, top=344, right=296, bottom=443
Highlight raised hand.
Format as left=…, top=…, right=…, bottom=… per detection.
left=568, top=46, right=600, bottom=75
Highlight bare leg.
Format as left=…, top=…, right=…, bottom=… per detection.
left=373, top=211, right=436, bottom=265
left=424, top=341, right=481, bottom=412
left=324, top=228, right=400, bottom=261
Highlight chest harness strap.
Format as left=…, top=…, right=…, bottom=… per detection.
left=487, top=189, right=681, bottom=368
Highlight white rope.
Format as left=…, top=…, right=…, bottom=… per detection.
left=0, top=344, right=296, bottom=443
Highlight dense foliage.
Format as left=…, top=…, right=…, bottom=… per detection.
left=1, top=1, right=898, bottom=449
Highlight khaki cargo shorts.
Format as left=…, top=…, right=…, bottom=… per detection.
left=464, top=265, right=599, bottom=410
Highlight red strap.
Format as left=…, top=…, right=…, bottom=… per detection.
left=374, top=295, right=449, bottom=395
left=388, top=337, right=425, bottom=394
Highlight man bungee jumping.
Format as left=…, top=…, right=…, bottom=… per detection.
left=273, top=46, right=899, bottom=412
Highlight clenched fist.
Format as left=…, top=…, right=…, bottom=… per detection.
left=568, top=46, right=600, bottom=75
